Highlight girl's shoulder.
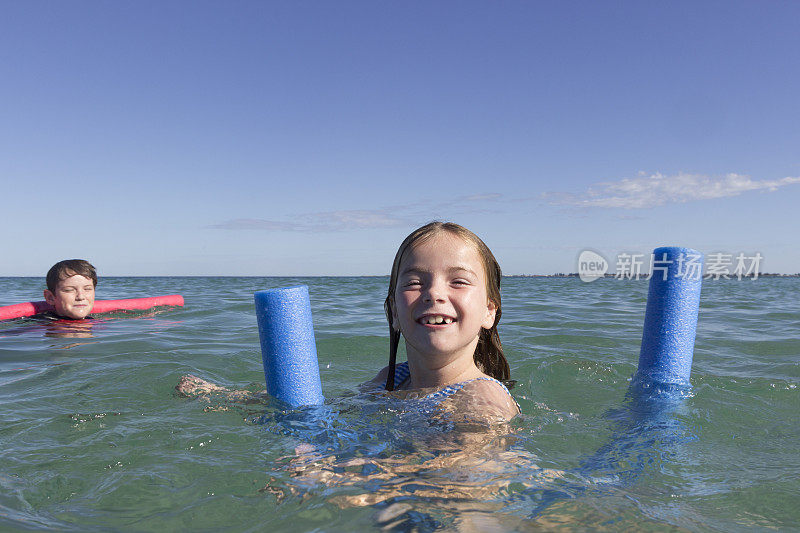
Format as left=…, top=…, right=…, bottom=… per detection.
left=448, top=376, right=520, bottom=421
left=361, top=362, right=410, bottom=392
left=370, top=365, right=391, bottom=385
left=360, top=367, right=388, bottom=392
left=363, top=363, right=519, bottom=421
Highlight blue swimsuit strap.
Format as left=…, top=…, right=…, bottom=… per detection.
left=393, top=361, right=520, bottom=411
left=393, top=360, right=412, bottom=386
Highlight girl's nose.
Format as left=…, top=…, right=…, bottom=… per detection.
left=423, top=281, right=446, bottom=303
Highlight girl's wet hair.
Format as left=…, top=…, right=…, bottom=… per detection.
left=384, top=221, right=510, bottom=391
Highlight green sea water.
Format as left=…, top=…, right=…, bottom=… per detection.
left=1, top=276, right=798, bottom=531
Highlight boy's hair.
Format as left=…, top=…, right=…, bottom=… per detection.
left=383, top=221, right=510, bottom=391
left=46, top=260, right=98, bottom=291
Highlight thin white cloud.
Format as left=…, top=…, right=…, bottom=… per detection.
left=210, top=193, right=506, bottom=232
left=308, top=210, right=407, bottom=230
left=210, top=219, right=301, bottom=231
left=209, top=209, right=408, bottom=232
left=460, top=193, right=502, bottom=202
left=545, top=173, right=800, bottom=209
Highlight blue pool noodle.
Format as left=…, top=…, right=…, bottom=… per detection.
left=529, top=247, right=704, bottom=517
left=254, top=286, right=324, bottom=407
left=635, top=247, right=704, bottom=387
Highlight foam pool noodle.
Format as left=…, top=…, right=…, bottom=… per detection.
left=633, top=246, right=704, bottom=389
left=528, top=247, right=704, bottom=517
left=0, top=295, right=184, bottom=320
left=254, top=285, right=324, bottom=407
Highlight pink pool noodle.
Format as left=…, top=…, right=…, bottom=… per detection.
left=0, top=295, right=184, bottom=320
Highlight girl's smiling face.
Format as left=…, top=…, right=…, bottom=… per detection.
left=393, top=232, right=497, bottom=365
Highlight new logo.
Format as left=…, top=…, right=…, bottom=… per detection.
left=578, top=250, right=608, bottom=282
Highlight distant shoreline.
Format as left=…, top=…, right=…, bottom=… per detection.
left=2, top=273, right=799, bottom=279
left=506, top=273, right=800, bottom=278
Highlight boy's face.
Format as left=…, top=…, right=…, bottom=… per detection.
left=44, top=274, right=96, bottom=319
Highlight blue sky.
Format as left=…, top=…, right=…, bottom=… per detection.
left=2, top=1, right=798, bottom=276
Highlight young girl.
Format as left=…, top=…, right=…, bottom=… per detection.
left=361, top=221, right=519, bottom=422
left=177, top=222, right=529, bottom=525
left=177, top=221, right=519, bottom=422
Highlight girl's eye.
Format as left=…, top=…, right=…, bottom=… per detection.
left=452, top=279, right=471, bottom=286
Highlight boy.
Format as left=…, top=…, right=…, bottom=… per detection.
left=41, top=259, right=97, bottom=320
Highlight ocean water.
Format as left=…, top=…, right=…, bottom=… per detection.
left=0, top=276, right=798, bottom=532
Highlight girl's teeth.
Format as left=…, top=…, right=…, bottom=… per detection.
left=424, top=315, right=453, bottom=324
